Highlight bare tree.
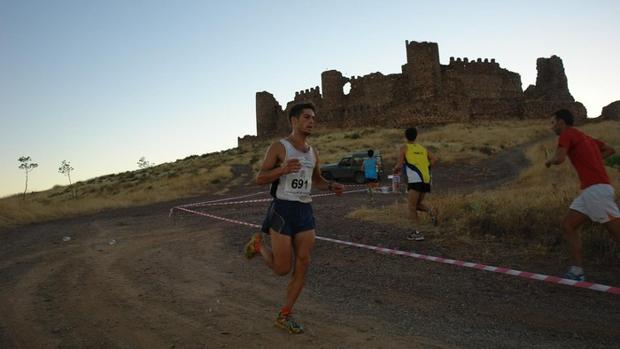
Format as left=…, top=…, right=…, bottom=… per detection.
left=18, top=156, right=38, bottom=200
left=137, top=156, right=154, bottom=169
left=58, top=160, right=76, bottom=199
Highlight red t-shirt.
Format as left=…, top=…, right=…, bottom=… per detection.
left=558, top=127, right=610, bottom=189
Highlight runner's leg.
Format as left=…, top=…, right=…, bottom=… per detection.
left=370, top=181, right=378, bottom=190
left=261, top=229, right=293, bottom=275
left=408, top=190, right=421, bottom=229
left=416, top=192, right=437, bottom=226
left=563, top=209, right=588, bottom=267
left=416, top=192, right=429, bottom=212
left=283, top=230, right=315, bottom=310
left=604, top=218, right=620, bottom=242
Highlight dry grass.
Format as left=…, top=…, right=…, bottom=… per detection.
left=414, top=120, right=550, bottom=163
left=348, top=120, right=620, bottom=262
left=314, top=119, right=549, bottom=165
left=0, top=162, right=234, bottom=229
left=2, top=119, right=613, bottom=235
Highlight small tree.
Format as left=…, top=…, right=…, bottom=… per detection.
left=58, top=160, right=76, bottom=199
left=18, top=156, right=38, bottom=200
left=137, top=156, right=154, bottom=169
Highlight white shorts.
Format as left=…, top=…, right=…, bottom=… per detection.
left=569, top=184, right=620, bottom=223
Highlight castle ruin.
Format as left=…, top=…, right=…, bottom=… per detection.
left=242, top=40, right=586, bottom=144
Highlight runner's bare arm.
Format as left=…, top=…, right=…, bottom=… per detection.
left=393, top=145, right=406, bottom=174
left=256, top=142, right=301, bottom=185
left=428, top=151, right=438, bottom=167
left=599, top=142, right=616, bottom=159
left=545, top=147, right=567, bottom=167
left=312, top=148, right=344, bottom=195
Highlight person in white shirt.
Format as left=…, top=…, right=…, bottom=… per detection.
left=244, top=102, right=344, bottom=334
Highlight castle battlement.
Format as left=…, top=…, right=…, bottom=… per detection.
left=447, top=57, right=501, bottom=71
left=246, top=40, right=586, bottom=143
left=295, top=86, right=320, bottom=96
left=294, top=86, right=321, bottom=101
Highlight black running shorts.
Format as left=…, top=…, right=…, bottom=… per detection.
left=407, top=182, right=431, bottom=193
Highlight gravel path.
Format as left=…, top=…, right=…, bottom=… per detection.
left=1, top=143, right=619, bottom=348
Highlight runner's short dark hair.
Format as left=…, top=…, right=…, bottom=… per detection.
left=367, top=149, right=374, bottom=157
left=289, top=102, right=316, bottom=122
left=554, top=109, right=574, bottom=126
left=405, top=127, right=418, bottom=141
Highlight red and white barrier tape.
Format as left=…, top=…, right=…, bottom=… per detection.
left=315, top=236, right=620, bottom=295
left=170, top=189, right=367, bottom=215
left=170, top=192, right=620, bottom=296
left=177, top=190, right=269, bottom=209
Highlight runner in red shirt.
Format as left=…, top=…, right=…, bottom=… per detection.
left=545, top=109, right=620, bottom=281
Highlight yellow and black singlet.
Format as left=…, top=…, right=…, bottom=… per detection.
left=404, top=143, right=431, bottom=184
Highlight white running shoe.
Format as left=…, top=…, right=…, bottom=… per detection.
left=406, top=231, right=425, bottom=241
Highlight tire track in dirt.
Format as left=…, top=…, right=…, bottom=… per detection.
left=1, top=211, right=447, bottom=348
left=3, top=136, right=618, bottom=348
left=431, top=137, right=549, bottom=193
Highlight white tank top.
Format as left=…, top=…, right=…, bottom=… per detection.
left=273, top=138, right=316, bottom=203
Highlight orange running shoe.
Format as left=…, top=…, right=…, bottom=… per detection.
left=244, top=233, right=261, bottom=259
left=275, top=311, right=304, bottom=334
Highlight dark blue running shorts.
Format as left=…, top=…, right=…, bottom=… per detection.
left=261, top=199, right=315, bottom=236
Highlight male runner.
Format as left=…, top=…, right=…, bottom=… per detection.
left=244, top=102, right=344, bottom=334
left=393, top=127, right=438, bottom=241
left=545, top=109, right=620, bottom=281
left=361, top=149, right=380, bottom=198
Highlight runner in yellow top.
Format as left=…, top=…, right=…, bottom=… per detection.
left=393, top=127, right=438, bottom=241
left=405, top=143, right=431, bottom=185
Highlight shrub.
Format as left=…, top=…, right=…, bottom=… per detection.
left=344, top=132, right=361, bottom=139
left=605, top=154, right=620, bottom=169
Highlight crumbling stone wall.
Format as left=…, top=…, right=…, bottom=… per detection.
left=442, top=57, right=523, bottom=99
left=524, top=56, right=574, bottom=101
left=599, top=101, right=620, bottom=120
left=255, top=92, right=285, bottom=137
left=245, top=40, right=586, bottom=144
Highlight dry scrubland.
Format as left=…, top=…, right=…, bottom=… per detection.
left=314, top=119, right=550, bottom=165
left=1, top=118, right=619, bottom=266
left=0, top=159, right=238, bottom=229
left=349, top=120, right=620, bottom=263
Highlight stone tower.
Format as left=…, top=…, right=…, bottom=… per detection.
left=255, top=91, right=282, bottom=137
left=535, top=55, right=574, bottom=101
left=321, top=70, right=346, bottom=105
left=403, top=40, right=442, bottom=98
left=525, top=55, right=574, bottom=101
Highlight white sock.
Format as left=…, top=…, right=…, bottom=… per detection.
left=569, top=266, right=584, bottom=275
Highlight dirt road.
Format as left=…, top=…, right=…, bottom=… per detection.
left=1, top=146, right=619, bottom=348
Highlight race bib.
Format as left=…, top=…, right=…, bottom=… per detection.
left=283, top=158, right=314, bottom=196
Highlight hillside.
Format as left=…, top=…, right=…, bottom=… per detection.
left=1, top=119, right=618, bottom=232
left=1, top=119, right=620, bottom=348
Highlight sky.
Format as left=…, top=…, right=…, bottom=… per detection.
left=1, top=0, right=619, bottom=197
